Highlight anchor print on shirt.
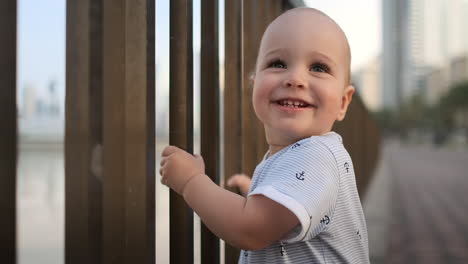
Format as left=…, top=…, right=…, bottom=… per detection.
left=279, top=242, right=285, bottom=256
left=344, top=162, right=350, bottom=173
left=320, top=215, right=330, bottom=225
left=291, top=143, right=301, bottom=149
left=295, top=171, right=305, bottom=181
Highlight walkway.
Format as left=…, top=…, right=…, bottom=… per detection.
left=385, top=142, right=468, bottom=263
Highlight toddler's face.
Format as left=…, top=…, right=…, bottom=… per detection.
left=252, top=9, right=354, bottom=144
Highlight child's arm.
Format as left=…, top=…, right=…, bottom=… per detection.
left=227, top=173, right=251, bottom=197
left=160, top=146, right=299, bottom=250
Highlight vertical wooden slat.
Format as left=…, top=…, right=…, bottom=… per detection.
left=334, top=95, right=381, bottom=197
left=241, top=0, right=259, bottom=177
left=65, top=1, right=95, bottom=263
left=223, top=0, right=243, bottom=262
left=253, top=1, right=282, bottom=163
left=169, top=0, right=194, bottom=263
left=89, top=0, right=103, bottom=262
left=200, top=0, right=220, bottom=263
left=102, top=0, right=126, bottom=259
left=102, top=0, right=155, bottom=263
left=254, top=2, right=267, bottom=163
left=0, top=0, right=17, bottom=262
left=146, top=1, right=156, bottom=261
left=222, top=2, right=286, bottom=263
left=241, top=1, right=285, bottom=176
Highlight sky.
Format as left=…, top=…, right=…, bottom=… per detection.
left=17, top=0, right=381, bottom=108
left=305, top=0, right=382, bottom=70
left=17, top=0, right=66, bottom=108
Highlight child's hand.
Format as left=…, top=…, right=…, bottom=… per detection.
left=160, top=146, right=205, bottom=195
left=227, top=173, right=251, bottom=197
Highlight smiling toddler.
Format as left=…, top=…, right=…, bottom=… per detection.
left=160, top=7, right=370, bottom=263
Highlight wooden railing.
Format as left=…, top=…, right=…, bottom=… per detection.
left=0, top=0, right=381, bottom=263
left=0, top=1, right=17, bottom=263
left=334, top=94, right=382, bottom=196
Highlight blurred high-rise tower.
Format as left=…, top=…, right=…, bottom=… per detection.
left=382, top=0, right=466, bottom=109
left=382, top=0, right=407, bottom=109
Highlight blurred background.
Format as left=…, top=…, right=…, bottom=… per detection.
left=16, top=0, right=468, bottom=263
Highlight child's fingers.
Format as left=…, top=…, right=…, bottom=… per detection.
left=227, top=174, right=242, bottom=187
left=161, top=145, right=180, bottom=157
left=193, top=154, right=205, bottom=166
left=227, top=177, right=235, bottom=187
left=228, top=173, right=251, bottom=187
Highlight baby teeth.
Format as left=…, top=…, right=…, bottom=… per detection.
left=279, top=99, right=306, bottom=107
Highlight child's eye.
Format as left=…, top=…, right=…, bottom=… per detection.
left=268, top=60, right=286, bottom=69
left=310, top=63, right=329, bottom=73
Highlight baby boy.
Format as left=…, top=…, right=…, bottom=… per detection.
left=160, top=7, right=370, bottom=263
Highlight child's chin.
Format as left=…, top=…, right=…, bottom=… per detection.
left=282, top=129, right=314, bottom=141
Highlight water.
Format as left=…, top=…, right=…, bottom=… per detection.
left=16, top=141, right=197, bottom=264
left=17, top=144, right=64, bottom=264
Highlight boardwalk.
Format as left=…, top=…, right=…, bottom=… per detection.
left=385, top=143, right=468, bottom=264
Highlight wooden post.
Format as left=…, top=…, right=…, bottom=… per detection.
left=66, top=0, right=155, bottom=263
left=223, top=0, right=243, bottom=262
left=223, top=2, right=284, bottom=263
left=240, top=0, right=282, bottom=176
left=101, top=0, right=155, bottom=262
left=0, top=1, right=17, bottom=263
left=200, top=0, right=220, bottom=263
left=65, top=0, right=98, bottom=262
left=169, top=0, right=194, bottom=263
left=241, top=0, right=259, bottom=177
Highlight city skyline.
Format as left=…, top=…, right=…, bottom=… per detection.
left=381, top=0, right=468, bottom=109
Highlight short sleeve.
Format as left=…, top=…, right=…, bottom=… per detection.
left=248, top=140, right=340, bottom=243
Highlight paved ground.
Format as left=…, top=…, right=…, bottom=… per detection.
left=382, top=142, right=468, bottom=263
left=362, top=145, right=392, bottom=264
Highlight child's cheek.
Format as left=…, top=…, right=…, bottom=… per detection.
left=251, top=88, right=263, bottom=121
left=252, top=81, right=270, bottom=119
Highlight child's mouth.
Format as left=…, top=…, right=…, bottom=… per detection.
left=275, top=99, right=313, bottom=108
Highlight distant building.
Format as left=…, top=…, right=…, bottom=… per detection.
left=382, top=0, right=407, bottom=109
left=353, top=57, right=382, bottom=111
left=47, top=80, right=61, bottom=117
left=22, top=84, right=37, bottom=119
left=421, top=55, right=468, bottom=106
left=382, top=0, right=466, bottom=108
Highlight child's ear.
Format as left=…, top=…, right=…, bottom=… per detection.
left=249, top=72, right=255, bottom=86
left=336, top=85, right=355, bottom=121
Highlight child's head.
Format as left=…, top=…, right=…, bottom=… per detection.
left=251, top=7, right=355, bottom=146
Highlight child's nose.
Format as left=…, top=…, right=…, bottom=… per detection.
left=283, top=72, right=306, bottom=89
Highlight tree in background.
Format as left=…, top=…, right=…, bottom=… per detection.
left=437, top=81, right=468, bottom=144
left=373, top=80, right=468, bottom=146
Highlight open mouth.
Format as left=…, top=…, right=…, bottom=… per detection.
left=274, top=99, right=314, bottom=108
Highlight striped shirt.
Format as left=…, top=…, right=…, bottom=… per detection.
left=238, top=132, right=369, bottom=264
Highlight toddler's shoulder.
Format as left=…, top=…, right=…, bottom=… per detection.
left=295, top=131, right=343, bottom=156
left=274, top=132, right=344, bottom=170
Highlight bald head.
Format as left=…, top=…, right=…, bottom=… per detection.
left=257, top=8, right=352, bottom=84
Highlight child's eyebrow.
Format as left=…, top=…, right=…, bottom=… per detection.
left=309, top=51, right=337, bottom=67
left=262, top=48, right=288, bottom=58
left=262, top=48, right=337, bottom=68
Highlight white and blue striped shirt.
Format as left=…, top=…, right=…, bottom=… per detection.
left=239, top=132, right=369, bottom=263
